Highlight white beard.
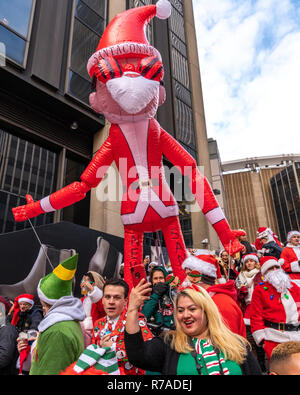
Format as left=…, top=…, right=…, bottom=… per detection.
left=264, top=268, right=292, bottom=294
left=107, top=75, right=159, bottom=114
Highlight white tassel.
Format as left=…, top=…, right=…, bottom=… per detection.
left=156, top=0, right=172, bottom=19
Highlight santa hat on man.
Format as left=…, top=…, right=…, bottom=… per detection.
left=287, top=230, right=300, bottom=242
left=182, top=252, right=225, bottom=285
left=256, top=227, right=282, bottom=247
left=87, top=0, right=172, bottom=78
left=259, top=256, right=281, bottom=277
left=11, top=294, right=34, bottom=326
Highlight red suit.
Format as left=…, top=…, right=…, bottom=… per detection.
left=12, top=1, right=243, bottom=289
left=207, top=281, right=246, bottom=338
left=280, top=244, right=300, bottom=287
left=250, top=281, right=300, bottom=360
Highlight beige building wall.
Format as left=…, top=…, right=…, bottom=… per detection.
left=223, top=168, right=280, bottom=243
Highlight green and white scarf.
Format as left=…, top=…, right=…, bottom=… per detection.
left=194, top=339, right=230, bottom=375
left=73, top=344, right=120, bottom=375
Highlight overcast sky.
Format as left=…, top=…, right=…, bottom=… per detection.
left=192, top=0, right=300, bottom=162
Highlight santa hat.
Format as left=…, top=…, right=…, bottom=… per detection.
left=87, top=0, right=172, bottom=78
left=182, top=253, right=222, bottom=284
left=38, top=254, right=78, bottom=305
left=287, top=230, right=300, bottom=242
left=17, top=294, right=34, bottom=306
left=11, top=294, right=34, bottom=326
left=259, top=256, right=281, bottom=276
left=232, top=229, right=246, bottom=238
left=242, top=253, right=259, bottom=264
left=257, top=227, right=271, bottom=239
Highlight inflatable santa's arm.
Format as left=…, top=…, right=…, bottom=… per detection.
left=12, top=136, right=114, bottom=222
left=160, top=128, right=243, bottom=255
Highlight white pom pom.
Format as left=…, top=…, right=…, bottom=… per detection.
left=156, top=0, right=172, bottom=19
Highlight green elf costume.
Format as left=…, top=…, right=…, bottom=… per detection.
left=30, top=254, right=85, bottom=375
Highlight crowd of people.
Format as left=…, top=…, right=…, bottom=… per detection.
left=1, top=226, right=300, bottom=376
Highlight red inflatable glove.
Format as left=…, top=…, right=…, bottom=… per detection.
left=12, top=194, right=44, bottom=222
left=12, top=181, right=91, bottom=222
left=220, top=234, right=244, bottom=256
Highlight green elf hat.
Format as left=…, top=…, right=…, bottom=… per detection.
left=38, top=254, right=78, bottom=305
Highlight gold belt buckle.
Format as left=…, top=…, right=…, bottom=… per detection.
left=139, top=179, right=152, bottom=189
left=278, top=323, right=285, bottom=332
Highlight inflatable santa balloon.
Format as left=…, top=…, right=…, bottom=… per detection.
left=12, top=0, right=243, bottom=289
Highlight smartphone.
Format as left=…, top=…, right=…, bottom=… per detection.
left=131, top=265, right=146, bottom=288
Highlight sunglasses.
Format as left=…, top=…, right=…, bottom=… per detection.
left=91, top=56, right=164, bottom=89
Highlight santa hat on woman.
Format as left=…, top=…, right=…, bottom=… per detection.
left=242, top=253, right=259, bottom=264
left=87, top=0, right=172, bottom=77
left=11, top=294, right=34, bottom=326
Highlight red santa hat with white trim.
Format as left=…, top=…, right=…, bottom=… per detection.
left=287, top=230, right=300, bottom=242
left=259, top=256, right=281, bottom=276
left=242, top=253, right=259, bottom=264
left=87, top=0, right=172, bottom=78
left=11, top=293, right=34, bottom=326
left=182, top=251, right=224, bottom=284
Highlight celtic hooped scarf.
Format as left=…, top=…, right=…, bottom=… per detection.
left=194, top=339, right=230, bottom=375
left=73, top=344, right=120, bottom=375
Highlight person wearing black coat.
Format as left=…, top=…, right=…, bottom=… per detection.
left=0, top=296, right=18, bottom=375
left=9, top=294, right=43, bottom=334
left=125, top=280, right=262, bottom=375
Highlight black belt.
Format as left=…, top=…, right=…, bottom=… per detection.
left=264, top=320, right=300, bottom=332
left=124, top=178, right=160, bottom=193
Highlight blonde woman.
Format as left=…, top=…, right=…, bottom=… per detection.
left=235, top=254, right=261, bottom=324
left=125, top=280, right=261, bottom=375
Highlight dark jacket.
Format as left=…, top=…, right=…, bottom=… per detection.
left=13, top=306, right=43, bottom=334
left=262, top=241, right=283, bottom=260
left=125, top=329, right=262, bottom=375
left=0, top=322, right=18, bottom=375
left=141, top=291, right=174, bottom=329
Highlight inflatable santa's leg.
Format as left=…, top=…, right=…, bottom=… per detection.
left=161, top=216, right=188, bottom=284
left=123, top=227, right=146, bottom=289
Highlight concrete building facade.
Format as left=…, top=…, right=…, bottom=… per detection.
left=222, top=154, right=300, bottom=243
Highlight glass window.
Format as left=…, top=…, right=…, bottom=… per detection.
left=0, top=128, right=57, bottom=234
left=0, top=0, right=33, bottom=37
left=67, top=0, right=106, bottom=105
left=0, top=0, right=35, bottom=65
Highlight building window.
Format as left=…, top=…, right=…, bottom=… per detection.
left=0, top=128, right=58, bottom=234
left=67, top=0, right=107, bottom=105
left=0, top=0, right=35, bottom=66
left=169, top=0, right=197, bottom=160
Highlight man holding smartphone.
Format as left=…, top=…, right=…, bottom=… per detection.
left=91, top=278, right=153, bottom=375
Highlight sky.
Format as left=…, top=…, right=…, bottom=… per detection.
left=192, top=0, right=300, bottom=162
